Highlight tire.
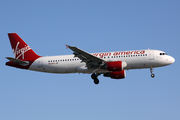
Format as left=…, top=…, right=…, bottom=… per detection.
left=91, top=73, right=97, bottom=79
left=151, top=73, right=155, bottom=78
left=94, top=78, right=99, bottom=84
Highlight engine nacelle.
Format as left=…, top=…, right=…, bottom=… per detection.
left=104, top=70, right=126, bottom=79
left=106, top=61, right=127, bottom=71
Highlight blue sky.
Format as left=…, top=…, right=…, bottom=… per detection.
left=1, top=0, right=179, bottom=120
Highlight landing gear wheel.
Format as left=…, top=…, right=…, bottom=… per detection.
left=91, top=73, right=96, bottom=79
left=151, top=73, right=155, bottom=78
left=91, top=73, right=100, bottom=84
left=150, top=67, right=155, bottom=78
left=94, top=78, right=99, bottom=84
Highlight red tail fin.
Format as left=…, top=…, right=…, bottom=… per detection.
left=8, top=33, right=40, bottom=60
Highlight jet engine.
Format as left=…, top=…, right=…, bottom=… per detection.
left=101, top=61, right=127, bottom=71
left=104, top=70, right=126, bottom=79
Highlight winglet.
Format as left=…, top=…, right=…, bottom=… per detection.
left=65, top=44, right=69, bottom=49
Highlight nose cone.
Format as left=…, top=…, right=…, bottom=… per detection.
left=166, top=56, right=175, bottom=65
left=169, top=56, right=175, bottom=64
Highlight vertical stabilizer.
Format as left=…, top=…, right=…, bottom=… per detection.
left=8, top=33, right=40, bottom=60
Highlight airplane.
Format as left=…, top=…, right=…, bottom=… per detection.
left=6, top=33, right=175, bottom=84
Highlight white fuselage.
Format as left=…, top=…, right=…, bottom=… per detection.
left=29, top=49, right=175, bottom=74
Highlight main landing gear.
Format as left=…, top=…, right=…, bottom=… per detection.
left=150, top=67, right=155, bottom=78
left=91, top=73, right=100, bottom=84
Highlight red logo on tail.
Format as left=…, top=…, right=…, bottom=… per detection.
left=12, top=42, right=32, bottom=59
left=8, top=33, right=40, bottom=60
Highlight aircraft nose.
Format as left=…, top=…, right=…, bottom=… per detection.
left=169, top=56, right=175, bottom=64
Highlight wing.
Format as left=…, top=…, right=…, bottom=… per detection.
left=66, top=45, right=105, bottom=69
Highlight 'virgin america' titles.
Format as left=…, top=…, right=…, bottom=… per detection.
left=93, top=50, right=145, bottom=58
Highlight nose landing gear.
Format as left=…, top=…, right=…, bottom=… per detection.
left=150, top=67, right=155, bottom=78
left=91, top=73, right=100, bottom=84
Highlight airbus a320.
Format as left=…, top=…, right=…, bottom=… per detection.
left=6, top=33, right=175, bottom=84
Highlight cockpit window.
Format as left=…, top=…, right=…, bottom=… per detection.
left=160, top=53, right=167, bottom=55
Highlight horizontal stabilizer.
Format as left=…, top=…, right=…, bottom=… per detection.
left=6, top=57, right=29, bottom=66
